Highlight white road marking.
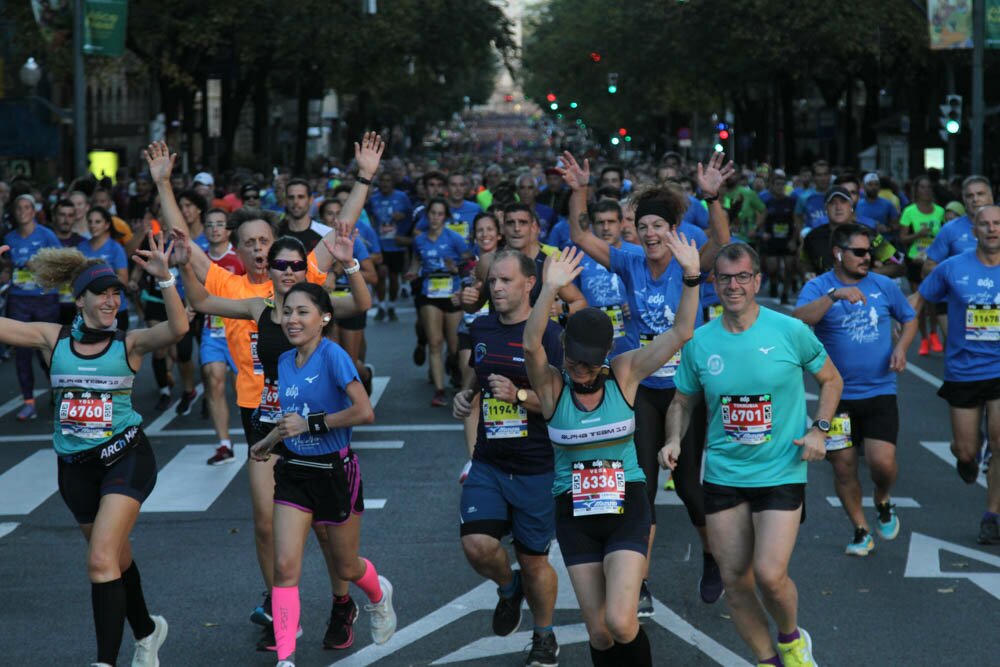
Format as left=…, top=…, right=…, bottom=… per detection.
left=352, top=441, right=403, bottom=450
left=432, top=624, right=590, bottom=664
left=366, top=499, right=386, bottom=509
left=0, top=389, right=47, bottom=419
left=805, top=391, right=818, bottom=401
left=144, top=383, right=204, bottom=435
left=0, top=522, right=20, bottom=539
left=369, top=376, right=389, bottom=408
left=142, top=443, right=247, bottom=512
left=920, top=441, right=988, bottom=489
left=826, top=496, right=921, bottom=508
left=0, top=450, right=57, bottom=515
left=905, top=532, right=1000, bottom=602
left=905, top=363, right=944, bottom=389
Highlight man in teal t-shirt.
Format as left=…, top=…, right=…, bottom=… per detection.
left=660, top=243, right=842, bottom=667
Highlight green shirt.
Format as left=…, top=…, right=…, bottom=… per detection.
left=899, top=203, right=944, bottom=260
left=674, top=307, right=827, bottom=487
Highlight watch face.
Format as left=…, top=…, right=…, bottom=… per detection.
left=517, top=389, right=528, bottom=402
left=816, top=419, right=831, bottom=432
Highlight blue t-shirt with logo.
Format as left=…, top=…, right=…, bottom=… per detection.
left=546, top=219, right=570, bottom=249
left=576, top=240, right=644, bottom=358
left=674, top=307, right=828, bottom=487
left=4, top=223, right=62, bottom=296
left=277, top=338, right=360, bottom=457
left=414, top=228, right=468, bottom=297
left=77, top=237, right=130, bottom=312
left=796, top=191, right=829, bottom=229
left=856, top=197, right=898, bottom=229
left=797, top=271, right=914, bottom=399
left=926, top=216, right=977, bottom=264
left=368, top=190, right=413, bottom=252
left=919, top=250, right=1000, bottom=382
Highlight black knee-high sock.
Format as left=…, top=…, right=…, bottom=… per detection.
left=152, top=356, right=168, bottom=389
left=121, top=561, right=155, bottom=639
left=589, top=642, right=618, bottom=667
left=92, top=579, right=127, bottom=664
left=617, top=626, right=653, bottom=667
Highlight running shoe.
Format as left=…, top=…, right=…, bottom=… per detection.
left=493, top=570, right=523, bottom=636
left=981, top=439, right=992, bottom=474
left=637, top=579, right=654, bottom=617
left=207, top=445, right=235, bottom=466
left=698, top=552, right=725, bottom=604
left=978, top=515, right=1000, bottom=545
left=431, top=390, right=448, bottom=407
left=929, top=332, right=944, bottom=353
left=956, top=457, right=979, bottom=485
left=15, top=402, right=37, bottom=421
left=874, top=501, right=900, bottom=540
left=845, top=527, right=874, bottom=556
left=251, top=592, right=272, bottom=626
left=175, top=389, right=197, bottom=416
left=413, top=344, right=426, bottom=366
left=663, top=476, right=675, bottom=491
left=365, top=575, right=396, bottom=644
left=388, top=307, right=398, bottom=322
left=524, top=631, right=559, bottom=667
left=256, top=624, right=303, bottom=652
left=154, top=391, right=172, bottom=412
left=131, top=614, right=168, bottom=667
left=918, top=338, right=930, bottom=356
left=200, top=397, right=209, bottom=419
left=323, top=596, right=359, bottom=649
left=459, top=460, right=472, bottom=484
left=374, top=307, right=386, bottom=322
left=777, top=627, right=817, bottom=667
left=363, top=363, right=375, bottom=396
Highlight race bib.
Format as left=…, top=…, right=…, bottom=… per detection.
left=330, top=287, right=351, bottom=299
left=640, top=333, right=681, bottom=378
left=426, top=273, right=454, bottom=299
left=447, top=221, right=469, bottom=239
left=206, top=314, right=227, bottom=338
left=258, top=378, right=281, bottom=423
left=601, top=305, right=626, bottom=339
left=707, top=304, right=723, bottom=321
left=571, top=459, right=626, bottom=516
left=59, top=282, right=74, bottom=304
left=720, top=394, right=773, bottom=445
left=250, top=332, right=263, bottom=375
left=379, top=223, right=396, bottom=240
left=966, top=304, right=1000, bottom=341
left=772, top=223, right=790, bottom=239
left=825, top=412, right=853, bottom=451
left=13, top=268, right=36, bottom=290
left=463, top=301, right=490, bottom=326
left=482, top=392, right=527, bottom=439
left=59, top=392, right=113, bottom=439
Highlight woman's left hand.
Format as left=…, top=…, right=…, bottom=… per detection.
left=696, top=150, right=735, bottom=198
left=330, top=220, right=358, bottom=265
left=132, top=231, right=174, bottom=282
left=277, top=412, right=308, bottom=439
left=663, top=230, right=700, bottom=276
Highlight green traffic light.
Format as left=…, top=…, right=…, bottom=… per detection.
left=570, top=102, right=578, bottom=109
left=611, top=137, right=620, bottom=145
left=625, top=135, right=632, bottom=142
left=550, top=102, right=559, bottom=111
left=714, top=143, right=724, bottom=153
left=946, top=119, right=960, bottom=134
left=607, top=85, right=617, bottom=94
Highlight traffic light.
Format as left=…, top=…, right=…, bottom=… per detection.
left=546, top=92, right=557, bottom=103
left=607, top=72, right=618, bottom=94
left=618, top=127, right=627, bottom=136
left=940, top=94, right=963, bottom=136
left=590, top=51, right=602, bottom=63
left=549, top=102, right=559, bottom=111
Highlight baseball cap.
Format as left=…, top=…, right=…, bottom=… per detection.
left=945, top=201, right=966, bottom=216
left=863, top=172, right=880, bottom=185
left=72, top=263, right=125, bottom=298
left=563, top=307, right=613, bottom=366
left=193, top=172, right=215, bottom=187
left=825, top=186, right=853, bottom=205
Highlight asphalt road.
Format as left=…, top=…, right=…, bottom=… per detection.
left=1, top=297, right=997, bottom=666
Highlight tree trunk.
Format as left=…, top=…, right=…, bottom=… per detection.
left=252, top=79, right=269, bottom=158
left=294, top=80, right=309, bottom=174
left=779, top=78, right=797, bottom=168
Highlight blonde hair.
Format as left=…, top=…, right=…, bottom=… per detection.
left=29, top=247, right=104, bottom=291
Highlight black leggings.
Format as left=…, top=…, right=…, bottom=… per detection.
left=633, top=384, right=707, bottom=527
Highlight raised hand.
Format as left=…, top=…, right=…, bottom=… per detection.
left=355, top=132, right=385, bottom=179
left=557, top=151, right=590, bottom=191
left=143, top=141, right=177, bottom=184
left=664, top=230, right=700, bottom=276
left=331, top=220, right=358, bottom=264
left=132, top=231, right=174, bottom=282
left=543, top=246, right=585, bottom=289
left=0, top=244, right=9, bottom=258
left=696, top=150, right=735, bottom=198
left=169, top=228, right=191, bottom=266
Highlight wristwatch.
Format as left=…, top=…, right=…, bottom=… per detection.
left=826, top=287, right=837, bottom=302
left=515, top=388, right=529, bottom=405
left=683, top=274, right=703, bottom=287
left=812, top=419, right=831, bottom=433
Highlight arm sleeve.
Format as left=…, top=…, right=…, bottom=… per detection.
left=795, top=275, right=824, bottom=307
left=925, top=226, right=950, bottom=264
left=793, top=319, right=828, bottom=373
left=306, top=250, right=328, bottom=285
left=918, top=262, right=948, bottom=302
left=673, top=340, right=702, bottom=395
left=329, top=344, right=361, bottom=391
left=608, top=244, right=632, bottom=284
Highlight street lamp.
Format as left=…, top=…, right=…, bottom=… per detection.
left=19, top=58, right=42, bottom=89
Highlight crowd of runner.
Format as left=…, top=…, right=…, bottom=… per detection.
left=0, top=132, right=997, bottom=667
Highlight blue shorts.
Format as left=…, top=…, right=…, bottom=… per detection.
left=459, top=461, right=555, bottom=555
left=200, top=328, right=236, bottom=371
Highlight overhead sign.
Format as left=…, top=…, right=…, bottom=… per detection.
left=83, top=0, right=128, bottom=57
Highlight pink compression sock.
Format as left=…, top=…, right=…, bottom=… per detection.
left=271, top=585, right=300, bottom=660
left=356, top=558, right=383, bottom=603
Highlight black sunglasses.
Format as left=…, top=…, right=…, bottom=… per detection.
left=841, top=247, right=871, bottom=257
left=270, top=258, right=307, bottom=272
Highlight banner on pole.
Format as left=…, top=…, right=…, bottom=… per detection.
left=83, top=0, right=128, bottom=57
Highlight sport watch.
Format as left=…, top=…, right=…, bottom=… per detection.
left=516, top=388, right=529, bottom=405
left=826, top=287, right=837, bottom=302
left=812, top=419, right=831, bottom=433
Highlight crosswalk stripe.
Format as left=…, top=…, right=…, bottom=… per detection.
left=142, top=444, right=247, bottom=512
left=0, top=450, right=57, bottom=515
left=367, top=499, right=387, bottom=509
left=920, top=441, right=988, bottom=489
left=353, top=441, right=403, bottom=450
left=0, top=522, right=20, bottom=539
left=370, top=377, right=390, bottom=409
left=0, top=389, right=47, bottom=420
left=826, top=496, right=921, bottom=508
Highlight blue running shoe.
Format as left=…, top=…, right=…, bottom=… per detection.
left=251, top=591, right=272, bottom=626
left=845, top=527, right=874, bottom=557
left=875, top=502, right=900, bottom=541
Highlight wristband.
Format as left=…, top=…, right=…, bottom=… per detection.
left=307, top=412, right=330, bottom=435
left=157, top=276, right=177, bottom=290
left=356, top=175, right=372, bottom=186
left=344, top=259, right=361, bottom=275
left=682, top=274, right=702, bottom=287
left=701, top=193, right=719, bottom=203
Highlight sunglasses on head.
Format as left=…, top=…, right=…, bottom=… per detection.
left=270, top=258, right=307, bottom=272
left=840, top=247, right=871, bottom=257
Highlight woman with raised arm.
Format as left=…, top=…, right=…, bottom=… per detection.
left=0, top=232, right=186, bottom=667
left=250, top=283, right=396, bottom=667
left=521, top=235, right=701, bottom=667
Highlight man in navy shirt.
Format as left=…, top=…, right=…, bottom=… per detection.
left=794, top=224, right=917, bottom=556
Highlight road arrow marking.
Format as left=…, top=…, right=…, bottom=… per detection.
left=904, top=532, right=1000, bottom=602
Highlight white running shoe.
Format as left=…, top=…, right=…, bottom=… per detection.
left=132, top=615, right=168, bottom=667
left=365, top=575, right=397, bottom=644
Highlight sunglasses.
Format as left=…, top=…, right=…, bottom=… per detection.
left=270, top=258, right=307, bottom=272
left=243, top=194, right=260, bottom=200
left=840, top=247, right=871, bottom=257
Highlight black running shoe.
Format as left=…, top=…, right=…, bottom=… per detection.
left=154, top=391, right=171, bottom=412
left=524, top=631, right=559, bottom=667
left=637, top=579, right=654, bottom=618
left=699, top=552, right=725, bottom=604
left=957, top=457, right=979, bottom=484
left=323, top=597, right=359, bottom=649
left=256, top=624, right=275, bottom=652
left=978, top=516, right=1000, bottom=545
left=175, top=389, right=197, bottom=416
left=413, top=344, right=426, bottom=366
left=492, top=571, right=523, bottom=636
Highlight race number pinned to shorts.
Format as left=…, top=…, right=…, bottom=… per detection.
left=250, top=332, right=263, bottom=375
left=571, top=459, right=626, bottom=516
left=207, top=314, right=227, bottom=338
left=59, top=391, right=113, bottom=439
left=258, top=378, right=281, bottom=423
left=772, top=223, right=790, bottom=239
left=601, top=305, right=626, bottom=339
left=640, top=333, right=681, bottom=378
left=482, top=392, right=527, bottom=439
left=966, top=304, right=1000, bottom=341
left=825, top=412, right=853, bottom=451
left=721, top=394, right=773, bottom=445
left=13, top=268, right=37, bottom=291
left=426, top=273, right=454, bottom=299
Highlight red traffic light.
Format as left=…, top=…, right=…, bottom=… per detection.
left=718, top=129, right=730, bottom=140
left=618, top=127, right=627, bottom=136
left=590, top=51, right=602, bottom=63
left=546, top=92, right=557, bottom=103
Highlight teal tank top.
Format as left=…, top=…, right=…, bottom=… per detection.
left=546, top=371, right=644, bottom=495
left=49, top=328, right=143, bottom=455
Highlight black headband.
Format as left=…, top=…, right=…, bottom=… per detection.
left=633, top=199, right=676, bottom=225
